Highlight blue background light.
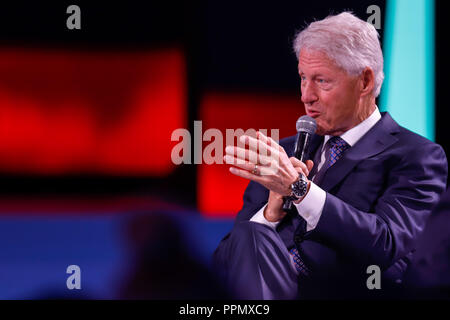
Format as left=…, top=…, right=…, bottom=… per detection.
left=380, top=0, right=435, bottom=141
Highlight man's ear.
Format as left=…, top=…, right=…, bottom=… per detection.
left=360, top=67, right=375, bottom=97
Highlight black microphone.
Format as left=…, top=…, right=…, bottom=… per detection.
left=282, top=115, right=317, bottom=211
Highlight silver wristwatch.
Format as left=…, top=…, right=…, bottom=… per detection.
left=290, top=175, right=309, bottom=199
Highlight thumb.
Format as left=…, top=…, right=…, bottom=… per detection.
left=306, top=160, right=314, bottom=172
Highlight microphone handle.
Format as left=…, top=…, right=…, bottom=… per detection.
left=282, top=196, right=296, bottom=211
left=294, top=132, right=310, bottom=162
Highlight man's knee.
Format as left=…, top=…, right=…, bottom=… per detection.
left=214, top=221, right=298, bottom=299
left=228, top=221, right=289, bottom=259
left=214, top=221, right=278, bottom=265
left=231, top=220, right=275, bottom=241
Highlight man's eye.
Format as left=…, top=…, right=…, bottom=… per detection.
left=317, top=79, right=326, bottom=83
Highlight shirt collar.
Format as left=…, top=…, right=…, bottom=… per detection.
left=323, top=106, right=382, bottom=148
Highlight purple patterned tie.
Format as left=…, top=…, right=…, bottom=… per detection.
left=289, top=247, right=310, bottom=276
left=327, top=136, right=350, bottom=169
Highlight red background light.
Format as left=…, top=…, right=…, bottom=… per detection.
left=0, top=49, right=186, bottom=175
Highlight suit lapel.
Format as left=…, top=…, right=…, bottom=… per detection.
left=303, top=133, right=324, bottom=162
left=319, top=112, right=400, bottom=192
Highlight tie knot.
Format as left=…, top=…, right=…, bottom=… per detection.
left=326, top=136, right=349, bottom=169
left=328, top=136, right=348, bottom=150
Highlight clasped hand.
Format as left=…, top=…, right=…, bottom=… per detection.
left=224, top=131, right=313, bottom=221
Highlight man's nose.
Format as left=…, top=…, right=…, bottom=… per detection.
left=301, top=82, right=318, bottom=105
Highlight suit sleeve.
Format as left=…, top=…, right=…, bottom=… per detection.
left=310, top=142, right=448, bottom=270
left=234, top=180, right=269, bottom=224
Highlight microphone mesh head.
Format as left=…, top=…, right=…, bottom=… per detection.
left=296, top=115, right=317, bottom=134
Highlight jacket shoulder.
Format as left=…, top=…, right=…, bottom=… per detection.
left=382, top=113, right=445, bottom=155
left=279, top=135, right=297, bottom=154
left=395, top=125, right=441, bottom=148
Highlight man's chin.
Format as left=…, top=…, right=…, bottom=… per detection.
left=315, top=126, right=326, bottom=136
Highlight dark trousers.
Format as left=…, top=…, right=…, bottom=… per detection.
left=213, top=221, right=299, bottom=299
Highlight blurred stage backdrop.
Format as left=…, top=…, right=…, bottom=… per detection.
left=0, top=0, right=448, bottom=299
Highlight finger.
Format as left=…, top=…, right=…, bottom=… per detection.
left=228, top=166, right=267, bottom=183
left=257, top=131, right=283, bottom=153
left=224, top=155, right=279, bottom=176
left=283, top=156, right=301, bottom=180
left=289, top=157, right=309, bottom=176
left=225, top=146, right=272, bottom=165
left=306, top=160, right=314, bottom=172
left=257, top=132, right=291, bottom=176
left=229, top=169, right=286, bottom=196
left=224, top=155, right=254, bottom=171
left=242, top=134, right=278, bottom=159
left=225, top=146, right=273, bottom=166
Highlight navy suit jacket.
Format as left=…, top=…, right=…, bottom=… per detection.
left=227, top=112, right=448, bottom=298
left=402, top=187, right=450, bottom=298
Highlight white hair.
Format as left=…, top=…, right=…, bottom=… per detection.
left=293, top=12, right=384, bottom=97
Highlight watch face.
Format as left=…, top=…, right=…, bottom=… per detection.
left=292, top=178, right=308, bottom=198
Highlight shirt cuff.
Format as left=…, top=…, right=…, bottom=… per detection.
left=250, top=203, right=281, bottom=229
left=294, top=182, right=326, bottom=231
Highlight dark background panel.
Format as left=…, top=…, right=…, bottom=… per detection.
left=196, top=0, right=386, bottom=93
left=0, top=1, right=184, bottom=47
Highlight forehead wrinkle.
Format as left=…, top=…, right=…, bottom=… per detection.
left=298, top=55, right=336, bottom=74
left=298, top=53, right=345, bottom=78
left=298, top=64, right=335, bottom=76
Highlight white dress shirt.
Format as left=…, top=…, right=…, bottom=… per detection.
left=250, top=107, right=382, bottom=231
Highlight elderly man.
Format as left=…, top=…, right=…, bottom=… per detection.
left=213, top=12, right=448, bottom=299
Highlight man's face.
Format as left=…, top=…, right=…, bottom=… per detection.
left=298, top=49, right=362, bottom=136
